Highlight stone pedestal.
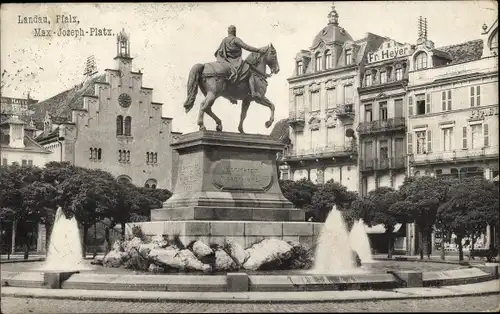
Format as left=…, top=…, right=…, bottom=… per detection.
left=151, top=131, right=303, bottom=222
left=132, top=131, right=317, bottom=249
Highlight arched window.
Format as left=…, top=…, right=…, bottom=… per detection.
left=315, top=52, right=322, bottom=72
left=119, top=150, right=122, bottom=162
left=92, top=148, right=97, bottom=159
left=89, top=148, right=93, bottom=159
left=116, top=116, right=123, bottom=135
left=414, top=52, right=428, bottom=70
left=145, top=179, right=157, bottom=189
left=126, top=150, right=130, bottom=162
left=97, top=148, right=102, bottom=160
left=153, top=153, right=158, bottom=163
left=325, top=50, right=332, bottom=69
left=146, top=152, right=150, bottom=163
left=414, top=171, right=421, bottom=177
left=124, top=116, right=132, bottom=136
left=117, top=175, right=132, bottom=184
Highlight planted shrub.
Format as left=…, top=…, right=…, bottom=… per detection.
left=131, top=225, right=146, bottom=241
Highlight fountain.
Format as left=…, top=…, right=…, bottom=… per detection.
left=350, top=219, right=374, bottom=263
left=37, top=206, right=88, bottom=271
left=312, top=205, right=361, bottom=274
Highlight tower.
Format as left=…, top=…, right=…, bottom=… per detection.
left=327, top=2, right=339, bottom=26
left=116, top=28, right=131, bottom=58
left=417, top=16, right=428, bottom=44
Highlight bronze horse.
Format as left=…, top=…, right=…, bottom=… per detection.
left=183, top=44, right=280, bottom=133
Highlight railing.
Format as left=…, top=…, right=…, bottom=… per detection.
left=284, top=144, right=357, bottom=159
left=334, top=104, right=355, bottom=117
left=360, top=156, right=407, bottom=171
left=360, top=76, right=408, bottom=88
left=411, top=146, right=499, bottom=165
left=357, top=117, right=406, bottom=134
left=288, top=111, right=305, bottom=121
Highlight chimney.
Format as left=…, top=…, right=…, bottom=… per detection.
left=8, top=115, right=25, bottom=148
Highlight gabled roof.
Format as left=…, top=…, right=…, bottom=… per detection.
left=29, top=74, right=106, bottom=123
left=0, top=133, right=51, bottom=154
left=435, top=39, right=483, bottom=65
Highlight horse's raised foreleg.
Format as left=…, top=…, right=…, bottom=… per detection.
left=254, top=96, right=275, bottom=128
left=198, top=92, right=216, bottom=131
left=238, top=99, right=251, bottom=134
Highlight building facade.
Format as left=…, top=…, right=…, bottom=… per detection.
left=282, top=5, right=385, bottom=192
left=33, top=30, right=177, bottom=190
left=357, top=38, right=415, bottom=195
left=405, top=19, right=499, bottom=255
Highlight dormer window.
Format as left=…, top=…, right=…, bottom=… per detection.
left=345, top=49, right=352, bottom=65
left=365, top=73, right=372, bottom=87
left=315, top=52, right=323, bottom=72
left=325, top=50, right=333, bottom=69
left=414, top=52, right=428, bottom=70
left=395, top=68, right=403, bottom=81
left=296, top=60, right=303, bottom=75
left=380, top=71, right=387, bottom=84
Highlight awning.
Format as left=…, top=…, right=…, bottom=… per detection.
left=365, top=223, right=403, bottom=234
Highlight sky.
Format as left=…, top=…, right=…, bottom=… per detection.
left=1, top=1, right=497, bottom=134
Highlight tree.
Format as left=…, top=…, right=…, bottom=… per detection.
left=437, top=177, right=499, bottom=261
left=56, top=169, right=120, bottom=257
left=279, top=179, right=318, bottom=220
left=396, top=176, right=450, bottom=260
left=309, top=180, right=358, bottom=223
left=351, top=187, right=407, bottom=258
left=0, top=164, right=45, bottom=259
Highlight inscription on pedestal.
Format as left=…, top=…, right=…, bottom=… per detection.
left=177, top=155, right=202, bottom=192
left=211, top=160, right=273, bottom=192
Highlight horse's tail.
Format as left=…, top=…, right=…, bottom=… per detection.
left=184, top=63, right=204, bottom=113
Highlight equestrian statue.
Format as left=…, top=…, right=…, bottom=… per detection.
left=183, top=25, right=280, bottom=133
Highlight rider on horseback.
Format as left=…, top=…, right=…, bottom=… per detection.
left=215, top=25, right=268, bottom=103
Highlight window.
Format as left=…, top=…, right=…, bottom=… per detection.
left=379, top=102, right=388, bottom=121
left=364, top=104, right=373, bottom=122
left=116, top=115, right=123, bottom=135
left=145, top=179, right=158, bottom=189
left=364, top=141, right=374, bottom=163
left=379, top=140, right=389, bottom=160
left=442, top=127, right=453, bottom=151
left=22, top=159, right=27, bottom=166
left=345, top=50, right=352, bottom=65
left=344, top=85, right=353, bottom=104
left=415, top=52, right=428, bottom=70
left=1, top=158, right=7, bottom=165
left=295, top=94, right=304, bottom=113
left=470, top=86, right=481, bottom=107
left=119, top=150, right=123, bottom=162
left=296, top=61, right=303, bottom=75
left=310, top=129, right=320, bottom=149
left=394, top=99, right=403, bottom=117
left=124, top=116, right=132, bottom=136
left=462, top=126, right=468, bottom=149
left=90, top=147, right=102, bottom=161
left=395, top=68, right=403, bottom=81
left=380, top=71, right=387, bottom=84
left=441, top=90, right=452, bottom=111
left=326, top=88, right=336, bottom=108
left=471, top=124, right=482, bottom=149
left=126, top=150, right=130, bottom=162
left=27, top=160, right=33, bottom=166
left=325, top=50, right=332, bottom=69
left=416, top=131, right=427, bottom=154
left=365, top=73, right=372, bottom=86
left=415, top=94, right=427, bottom=115
left=315, top=52, right=322, bottom=71
left=147, top=152, right=158, bottom=164
left=484, top=124, right=489, bottom=147
left=311, top=91, right=320, bottom=111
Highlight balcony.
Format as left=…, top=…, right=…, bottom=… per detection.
left=284, top=144, right=357, bottom=162
left=360, top=156, right=407, bottom=172
left=410, top=146, right=499, bottom=166
left=357, top=117, right=406, bottom=135
left=288, top=111, right=305, bottom=131
left=334, top=104, right=355, bottom=120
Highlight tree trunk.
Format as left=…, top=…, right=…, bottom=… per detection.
left=387, top=231, right=393, bottom=258
left=104, top=225, right=111, bottom=254
left=82, top=224, right=88, bottom=258
left=471, top=234, right=476, bottom=260
left=23, top=233, right=30, bottom=260
left=418, top=229, right=424, bottom=260
left=120, top=222, right=126, bottom=240
left=458, top=235, right=464, bottom=261
left=440, top=233, right=446, bottom=260
left=426, top=229, right=431, bottom=260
